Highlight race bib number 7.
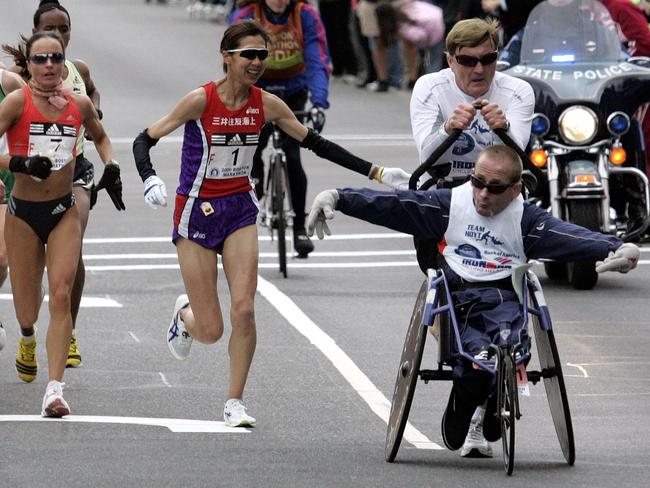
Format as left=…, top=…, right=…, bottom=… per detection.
left=28, top=122, right=76, bottom=171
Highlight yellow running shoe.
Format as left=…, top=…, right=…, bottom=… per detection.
left=66, top=332, right=82, bottom=368
left=16, top=336, right=37, bottom=383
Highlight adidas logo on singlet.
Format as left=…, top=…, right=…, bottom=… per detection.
left=46, top=124, right=62, bottom=136
left=228, top=134, right=243, bottom=146
left=51, top=203, right=67, bottom=215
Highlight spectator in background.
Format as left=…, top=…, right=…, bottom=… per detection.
left=357, top=0, right=393, bottom=92
left=352, top=0, right=379, bottom=87
left=631, top=0, right=650, bottom=21
left=375, top=0, right=445, bottom=87
left=319, top=0, right=359, bottom=82
left=481, top=0, right=544, bottom=46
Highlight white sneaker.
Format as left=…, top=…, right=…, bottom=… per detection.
left=41, top=380, right=70, bottom=417
left=167, top=294, right=192, bottom=360
left=0, top=321, right=6, bottom=351
left=460, top=421, right=493, bottom=458
left=224, top=398, right=256, bottom=427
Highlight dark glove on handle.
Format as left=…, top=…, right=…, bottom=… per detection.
left=310, top=107, right=326, bottom=133
left=9, top=155, right=53, bottom=180
left=95, top=163, right=126, bottom=211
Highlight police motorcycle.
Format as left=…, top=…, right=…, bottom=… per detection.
left=502, top=0, right=650, bottom=290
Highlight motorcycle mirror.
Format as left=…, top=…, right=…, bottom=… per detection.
left=496, top=60, right=511, bottom=71
left=627, top=56, right=650, bottom=68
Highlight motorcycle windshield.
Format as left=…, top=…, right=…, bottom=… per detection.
left=520, top=0, right=622, bottom=65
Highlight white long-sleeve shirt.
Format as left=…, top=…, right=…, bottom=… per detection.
left=410, top=69, right=535, bottom=179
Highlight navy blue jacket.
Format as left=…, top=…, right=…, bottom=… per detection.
left=336, top=187, right=621, bottom=264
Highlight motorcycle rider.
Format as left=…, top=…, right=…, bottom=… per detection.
left=502, top=0, right=650, bottom=236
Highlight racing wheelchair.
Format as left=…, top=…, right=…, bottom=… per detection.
left=384, top=129, right=575, bottom=475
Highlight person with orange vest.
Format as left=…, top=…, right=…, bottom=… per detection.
left=230, top=0, right=331, bottom=257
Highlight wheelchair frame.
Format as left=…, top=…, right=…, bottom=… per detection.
left=384, top=267, right=575, bottom=475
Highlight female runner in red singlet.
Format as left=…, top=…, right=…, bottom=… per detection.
left=0, top=32, right=122, bottom=417
left=133, top=20, right=407, bottom=427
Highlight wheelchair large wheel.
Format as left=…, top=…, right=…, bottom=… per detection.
left=272, top=157, right=288, bottom=278
left=385, top=279, right=428, bottom=462
left=499, top=354, right=517, bottom=475
left=532, top=315, right=576, bottom=465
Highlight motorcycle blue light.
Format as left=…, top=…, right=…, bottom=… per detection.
left=531, top=114, right=550, bottom=136
left=607, top=112, right=630, bottom=136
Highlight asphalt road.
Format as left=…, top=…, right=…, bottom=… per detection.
left=1, top=2, right=649, bottom=487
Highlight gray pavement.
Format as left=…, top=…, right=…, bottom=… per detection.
left=1, top=1, right=649, bottom=487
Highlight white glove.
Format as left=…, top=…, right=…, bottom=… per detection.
left=595, top=243, right=640, bottom=273
left=143, top=175, right=167, bottom=209
left=307, top=189, right=339, bottom=240
left=378, top=166, right=412, bottom=190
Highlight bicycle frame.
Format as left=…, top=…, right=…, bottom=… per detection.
left=258, top=104, right=323, bottom=277
left=260, top=124, right=295, bottom=277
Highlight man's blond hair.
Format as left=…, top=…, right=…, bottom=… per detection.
left=446, top=18, right=500, bottom=55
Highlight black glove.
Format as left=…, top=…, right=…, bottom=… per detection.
left=310, top=106, right=326, bottom=134
left=95, top=162, right=125, bottom=211
left=89, top=184, right=98, bottom=210
left=9, top=155, right=53, bottom=180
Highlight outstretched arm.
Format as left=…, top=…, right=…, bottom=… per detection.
left=522, top=204, right=628, bottom=265
left=264, top=91, right=411, bottom=188
left=308, top=187, right=451, bottom=241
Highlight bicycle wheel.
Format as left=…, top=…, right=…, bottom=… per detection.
left=532, top=316, right=576, bottom=465
left=385, top=279, right=428, bottom=462
left=271, top=156, right=287, bottom=278
left=499, top=354, right=517, bottom=475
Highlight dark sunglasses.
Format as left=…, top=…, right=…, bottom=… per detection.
left=470, top=174, right=518, bottom=194
left=29, top=52, right=65, bottom=65
left=227, top=48, right=269, bottom=61
left=454, top=51, right=498, bottom=68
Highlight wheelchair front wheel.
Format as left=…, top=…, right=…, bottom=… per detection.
left=499, top=354, right=517, bottom=475
left=385, top=279, right=428, bottom=462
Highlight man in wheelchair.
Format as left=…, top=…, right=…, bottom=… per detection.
left=307, top=144, right=640, bottom=458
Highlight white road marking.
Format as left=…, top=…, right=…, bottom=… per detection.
left=0, top=415, right=249, bottom=433
left=102, top=134, right=414, bottom=145
left=159, top=372, right=172, bottom=388
left=82, top=233, right=411, bottom=244
left=0, top=294, right=122, bottom=307
left=566, top=363, right=589, bottom=378
left=84, top=262, right=420, bottom=272
left=128, top=331, right=141, bottom=343
left=256, top=275, right=442, bottom=450
left=81, top=250, right=416, bottom=260
left=83, top=260, right=650, bottom=272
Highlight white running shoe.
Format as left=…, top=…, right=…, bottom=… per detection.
left=460, top=421, right=493, bottom=458
left=0, top=321, right=6, bottom=351
left=224, top=398, right=256, bottom=427
left=41, top=380, right=70, bottom=418
left=167, top=294, right=192, bottom=360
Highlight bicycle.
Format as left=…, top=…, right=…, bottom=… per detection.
left=258, top=93, right=325, bottom=278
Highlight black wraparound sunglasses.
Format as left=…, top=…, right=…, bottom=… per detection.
left=454, top=51, right=498, bottom=67
left=470, top=174, right=518, bottom=194
left=227, top=48, right=269, bottom=61
left=29, top=52, right=65, bottom=65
